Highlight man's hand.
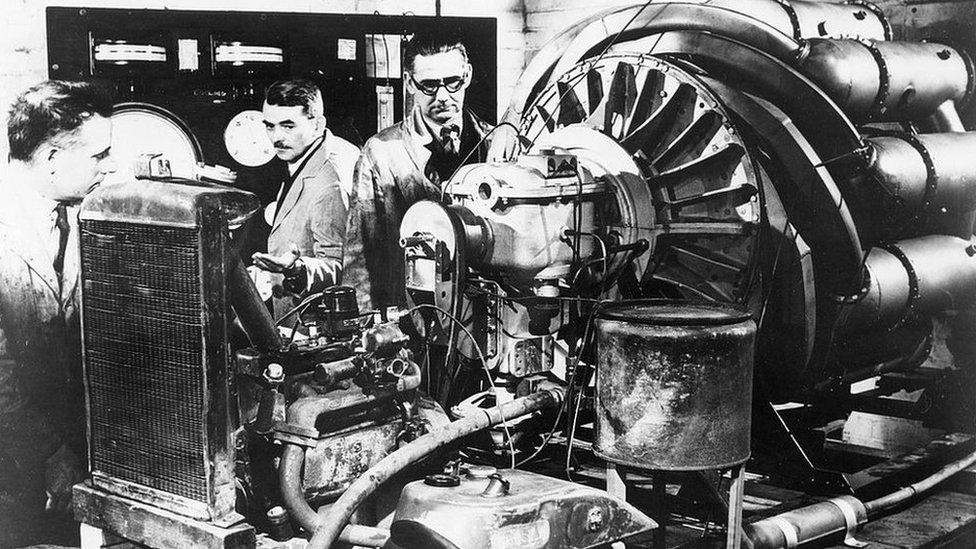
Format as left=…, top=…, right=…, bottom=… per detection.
left=252, top=244, right=301, bottom=274
left=486, top=122, right=529, bottom=162
left=45, top=443, right=82, bottom=513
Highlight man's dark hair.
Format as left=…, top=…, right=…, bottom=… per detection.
left=265, top=79, right=324, bottom=118
left=7, top=80, right=113, bottom=162
left=403, top=31, right=469, bottom=73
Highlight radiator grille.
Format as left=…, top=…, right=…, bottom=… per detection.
left=81, top=221, right=208, bottom=502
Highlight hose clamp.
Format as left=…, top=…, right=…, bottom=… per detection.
left=858, top=38, right=891, bottom=119
left=829, top=497, right=868, bottom=547
left=768, top=516, right=799, bottom=549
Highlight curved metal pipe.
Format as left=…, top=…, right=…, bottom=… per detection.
left=745, top=496, right=867, bottom=549
left=280, top=443, right=392, bottom=547
left=746, top=448, right=976, bottom=548
left=932, top=99, right=967, bottom=132
left=550, top=3, right=802, bottom=97
left=229, top=259, right=282, bottom=352
left=799, top=39, right=973, bottom=121
left=864, top=447, right=976, bottom=515
left=843, top=235, right=976, bottom=330
left=700, top=76, right=865, bottom=297
left=503, top=2, right=803, bottom=124
left=506, top=0, right=887, bottom=127
left=306, top=388, right=564, bottom=549
left=280, top=443, right=319, bottom=530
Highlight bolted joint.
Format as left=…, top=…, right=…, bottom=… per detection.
left=263, top=362, right=285, bottom=384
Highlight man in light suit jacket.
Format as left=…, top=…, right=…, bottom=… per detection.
left=343, top=32, right=495, bottom=313
left=251, top=79, right=359, bottom=318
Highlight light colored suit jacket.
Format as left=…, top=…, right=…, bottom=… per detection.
left=343, top=108, right=493, bottom=312
left=269, top=131, right=358, bottom=318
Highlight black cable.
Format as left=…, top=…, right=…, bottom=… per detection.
left=273, top=291, right=324, bottom=327
left=408, top=303, right=517, bottom=468
left=440, top=121, right=527, bottom=202
left=564, top=299, right=608, bottom=479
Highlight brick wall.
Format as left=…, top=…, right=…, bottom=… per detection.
left=0, top=0, right=525, bottom=156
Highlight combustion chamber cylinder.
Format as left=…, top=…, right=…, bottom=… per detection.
left=594, top=301, right=756, bottom=471
left=868, top=132, right=976, bottom=215
left=844, top=235, right=976, bottom=330
left=799, top=39, right=972, bottom=120
left=689, top=0, right=889, bottom=41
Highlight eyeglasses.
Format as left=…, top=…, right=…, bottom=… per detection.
left=410, top=73, right=467, bottom=96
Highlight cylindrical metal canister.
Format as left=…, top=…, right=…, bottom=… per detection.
left=868, top=132, right=976, bottom=216
left=842, top=235, right=976, bottom=331
left=594, top=301, right=756, bottom=471
left=799, top=39, right=972, bottom=121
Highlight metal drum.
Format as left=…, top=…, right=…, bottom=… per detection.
left=594, top=301, right=756, bottom=471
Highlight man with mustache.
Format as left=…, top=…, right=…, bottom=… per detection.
left=252, top=79, right=359, bottom=318
left=0, top=80, right=116, bottom=545
left=343, top=31, right=496, bottom=312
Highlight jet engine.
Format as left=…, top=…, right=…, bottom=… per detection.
left=402, top=0, right=976, bottom=410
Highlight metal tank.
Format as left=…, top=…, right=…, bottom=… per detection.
left=593, top=301, right=756, bottom=471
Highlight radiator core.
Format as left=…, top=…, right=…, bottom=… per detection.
left=78, top=179, right=255, bottom=522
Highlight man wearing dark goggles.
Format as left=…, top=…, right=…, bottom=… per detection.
left=342, top=31, right=497, bottom=313
left=409, top=72, right=468, bottom=96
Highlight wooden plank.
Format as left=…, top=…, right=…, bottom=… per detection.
left=80, top=523, right=141, bottom=549
left=946, top=464, right=976, bottom=496
left=74, top=481, right=254, bottom=549
left=847, top=433, right=975, bottom=500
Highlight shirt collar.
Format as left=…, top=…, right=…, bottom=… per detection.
left=2, top=177, right=61, bottom=220
left=420, top=112, right=464, bottom=142
left=286, top=134, right=325, bottom=176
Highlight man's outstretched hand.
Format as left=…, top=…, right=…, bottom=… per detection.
left=252, top=243, right=301, bottom=274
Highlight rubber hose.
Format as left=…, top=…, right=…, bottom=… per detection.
left=279, top=442, right=392, bottom=547
left=306, top=388, right=564, bottom=549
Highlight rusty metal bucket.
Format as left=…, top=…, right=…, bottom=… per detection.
left=593, top=301, right=756, bottom=471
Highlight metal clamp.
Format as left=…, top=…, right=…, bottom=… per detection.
left=774, top=0, right=802, bottom=41
left=858, top=38, right=891, bottom=119
left=882, top=242, right=920, bottom=328
left=828, top=497, right=868, bottom=548
left=768, top=516, right=799, bottom=549
left=845, top=0, right=892, bottom=41
left=897, top=132, right=939, bottom=213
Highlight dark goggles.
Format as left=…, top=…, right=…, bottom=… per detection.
left=411, top=73, right=467, bottom=96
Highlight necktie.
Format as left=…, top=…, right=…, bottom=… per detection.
left=53, top=204, right=70, bottom=279
left=440, top=125, right=460, bottom=155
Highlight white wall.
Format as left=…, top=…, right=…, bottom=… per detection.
left=522, top=0, right=633, bottom=64
left=0, top=0, right=526, bottom=156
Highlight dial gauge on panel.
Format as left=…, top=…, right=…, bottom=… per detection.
left=224, top=110, right=274, bottom=167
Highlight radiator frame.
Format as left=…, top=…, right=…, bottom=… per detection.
left=79, top=179, right=257, bottom=523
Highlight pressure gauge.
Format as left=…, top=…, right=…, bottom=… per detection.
left=224, top=110, right=274, bottom=167
left=107, top=103, right=202, bottom=188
